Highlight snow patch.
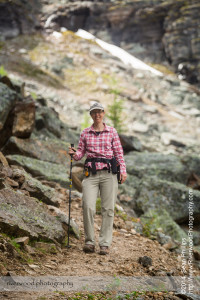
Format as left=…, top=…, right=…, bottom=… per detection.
left=76, top=29, right=163, bottom=76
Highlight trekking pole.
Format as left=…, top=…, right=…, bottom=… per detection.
left=67, top=143, right=74, bottom=248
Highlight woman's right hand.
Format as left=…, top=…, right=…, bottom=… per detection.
left=68, top=146, right=76, bottom=156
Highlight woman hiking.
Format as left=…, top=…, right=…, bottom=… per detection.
left=68, top=102, right=127, bottom=255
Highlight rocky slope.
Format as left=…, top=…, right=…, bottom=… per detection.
left=1, top=23, right=200, bottom=244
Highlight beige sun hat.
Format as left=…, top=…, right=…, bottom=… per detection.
left=89, top=102, right=104, bottom=113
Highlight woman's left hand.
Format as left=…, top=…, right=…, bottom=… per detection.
left=120, top=173, right=127, bottom=184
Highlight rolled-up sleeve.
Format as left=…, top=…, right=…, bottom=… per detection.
left=112, top=129, right=126, bottom=174
left=73, top=131, right=86, bottom=161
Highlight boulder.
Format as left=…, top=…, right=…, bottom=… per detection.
left=0, top=82, right=17, bottom=147
left=34, top=242, right=57, bottom=254
left=118, top=174, right=140, bottom=200
left=131, top=176, right=200, bottom=223
left=0, top=76, right=18, bottom=92
left=0, top=151, right=62, bottom=207
left=12, top=167, right=62, bottom=207
left=0, top=188, right=66, bottom=243
left=12, top=100, right=35, bottom=138
left=34, top=106, right=62, bottom=138
left=125, top=152, right=189, bottom=184
left=32, top=104, right=79, bottom=145
left=6, top=155, right=70, bottom=188
left=181, top=154, right=200, bottom=178
left=140, top=208, right=188, bottom=242
left=0, top=82, right=17, bottom=130
left=47, top=205, right=80, bottom=240
left=119, top=134, right=143, bottom=152
left=3, top=136, right=70, bottom=166
left=14, top=237, right=29, bottom=246
left=72, top=166, right=84, bottom=192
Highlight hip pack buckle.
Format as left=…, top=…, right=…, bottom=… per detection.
left=84, top=167, right=90, bottom=177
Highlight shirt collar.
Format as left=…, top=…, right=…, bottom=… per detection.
left=89, top=123, right=110, bottom=133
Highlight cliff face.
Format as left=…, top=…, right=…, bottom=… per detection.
left=162, top=1, right=200, bottom=84
left=41, top=0, right=200, bottom=85
left=0, top=0, right=41, bottom=39
left=0, top=0, right=200, bottom=85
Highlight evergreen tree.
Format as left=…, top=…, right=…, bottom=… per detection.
left=107, top=93, right=125, bottom=134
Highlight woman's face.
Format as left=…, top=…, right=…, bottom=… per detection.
left=90, top=109, right=105, bottom=124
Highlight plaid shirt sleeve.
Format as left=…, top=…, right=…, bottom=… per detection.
left=73, top=131, right=86, bottom=161
left=112, top=128, right=126, bottom=174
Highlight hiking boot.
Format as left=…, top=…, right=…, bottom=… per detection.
left=99, top=246, right=109, bottom=255
left=83, top=244, right=95, bottom=253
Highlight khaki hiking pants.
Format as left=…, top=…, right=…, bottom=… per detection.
left=82, top=170, right=118, bottom=247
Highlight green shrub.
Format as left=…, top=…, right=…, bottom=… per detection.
left=96, top=197, right=101, bottom=215
left=81, top=111, right=92, bottom=130
left=0, top=65, right=8, bottom=76
left=107, top=93, right=125, bottom=134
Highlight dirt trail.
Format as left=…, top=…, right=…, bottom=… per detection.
left=1, top=193, right=200, bottom=299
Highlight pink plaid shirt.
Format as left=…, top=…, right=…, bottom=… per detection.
left=73, top=123, right=126, bottom=174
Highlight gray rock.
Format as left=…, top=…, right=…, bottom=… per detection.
left=131, top=122, right=149, bottom=133
left=119, top=174, right=140, bottom=200
left=156, top=232, right=172, bottom=245
left=138, top=256, right=152, bottom=267
left=6, top=155, right=70, bottom=188
left=175, top=293, right=200, bottom=300
left=132, top=221, right=143, bottom=235
left=34, top=106, right=62, bottom=138
left=161, top=132, right=185, bottom=147
left=34, top=242, right=58, bottom=254
left=0, top=82, right=17, bottom=130
left=12, top=100, right=35, bottom=138
left=3, top=136, right=70, bottom=166
left=33, top=105, right=79, bottom=144
left=181, top=154, right=200, bottom=178
left=0, top=83, right=17, bottom=148
left=119, top=134, right=143, bottom=152
left=47, top=205, right=80, bottom=239
left=13, top=168, right=61, bottom=207
left=14, top=237, right=29, bottom=246
left=58, top=213, right=80, bottom=240
left=72, top=166, right=84, bottom=193
left=125, top=152, right=189, bottom=184
left=0, top=188, right=66, bottom=243
left=24, top=244, right=35, bottom=255
left=140, top=208, right=187, bottom=242
left=132, top=177, right=200, bottom=223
